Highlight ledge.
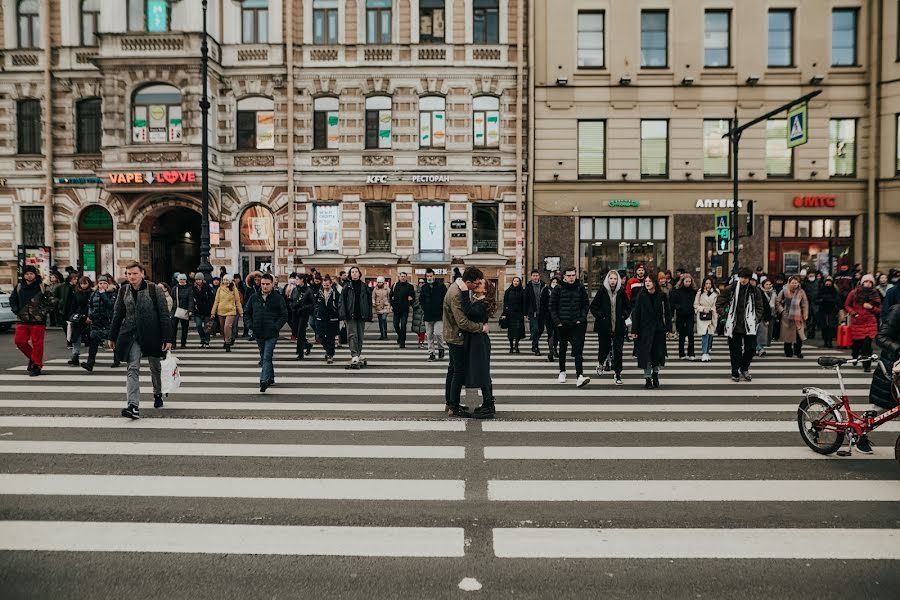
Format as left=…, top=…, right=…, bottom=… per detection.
left=301, top=253, right=347, bottom=266
left=355, top=252, right=401, bottom=265
left=409, top=252, right=451, bottom=265
left=460, top=253, right=509, bottom=267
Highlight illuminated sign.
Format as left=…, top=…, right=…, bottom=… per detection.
left=108, top=171, right=198, bottom=185
left=608, top=200, right=640, bottom=208
left=793, top=196, right=836, bottom=208
left=57, top=177, right=104, bottom=185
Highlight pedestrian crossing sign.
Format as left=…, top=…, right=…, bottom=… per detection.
left=787, top=104, right=808, bottom=148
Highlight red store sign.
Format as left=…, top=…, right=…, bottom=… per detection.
left=108, top=171, right=197, bottom=185
left=793, top=195, right=836, bottom=208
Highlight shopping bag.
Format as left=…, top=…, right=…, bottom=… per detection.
left=160, top=352, right=181, bottom=395
left=174, top=307, right=190, bottom=321
left=203, top=316, right=217, bottom=335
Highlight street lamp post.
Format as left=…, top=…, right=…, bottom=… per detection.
left=197, top=0, right=213, bottom=282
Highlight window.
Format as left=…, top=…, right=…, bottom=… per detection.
left=419, top=96, right=446, bottom=148
left=579, top=217, right=667, bottom=292
left=313, top=0, right=338, bottom=44
left=313, top=97, right=339, bottom=150
left=242, top=0, right=268, bottom=44
left=365, top=96, right=392, bottom=150
left=768, top=9, right=793, bottom=67
left=704, top=10, right=730, bottom=67
left=420, top=0, right=445, bottom=43
left=577, top=11, right=604, bottom=68
left=367, top=0, right=392, bottom=44
left=76, top=98, right=102, bottom=154
left=80, top=0, right=100, bottom=46
left=640, top=10, right=667, bottom=68
left=829, top=118, right=856, bottom=177
left=17, top=99, right=41, bottom=155
left=128, top=0, right=169, bottom=32
left=703, top=119, right=730, bottom=177
left=473, top=0, right=499, bottom=44
left=132, top=84, right=182, bottom=144
left=640, top=120, right=668, bottom=178
left=472, top=204, right=499, bottom=254
left=314, top=204, right=341, bottom=252
left=577, top=120, right=605, bottom=178
left=17, top=0, right=40, bottom=48
left=419, top=205, right=445, bottom=251
left=236, top=97, right=275, bottom=150
left=21, top=206, right=45, bottom=246
left=366, top=204, right=392, bottom=252
left=832, top=8, right=858, bottom=66
left=473, top=96, right=500, bottom=149
left=766, top=118, right=792, bottom=177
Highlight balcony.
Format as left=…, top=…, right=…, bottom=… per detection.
left=1, top=49, right=45, bottom=71
left=99, top=32, right=220, bottom=63
left=221, top=44, right=284, bottom=67
left=362, top=46, right=397, bottom=63
left=299, top=44, right=514, bottom=68
left=467, top=45, right=506, bottom=63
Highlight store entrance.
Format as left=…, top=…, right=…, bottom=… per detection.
left=140, top=207, right=201, bottom=284
left=77, top=206, right=114, bottom=281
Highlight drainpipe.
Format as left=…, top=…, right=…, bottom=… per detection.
left=526, top=0, right=535, bottom=273
left=42, top=0, right=53, bottom=258
left=286, top=0, right=296, bottom=276
left=514, top=0, right=524, bottom=277
left=865, top=0, right=879, bottom=271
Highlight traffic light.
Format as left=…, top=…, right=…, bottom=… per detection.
left=746, top=200, right=755, bottom=236
left=715, top=212, right=731, bottom=253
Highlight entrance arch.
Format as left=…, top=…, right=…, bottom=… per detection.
left=78, top=205, right=114, bottom=281
left=139, top=205, right=201, bottom=284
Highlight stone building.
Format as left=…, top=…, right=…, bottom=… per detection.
left=0, top=0, right=526, bottom=289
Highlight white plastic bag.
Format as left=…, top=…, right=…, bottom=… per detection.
left=160, top=352, right=181, bottom=395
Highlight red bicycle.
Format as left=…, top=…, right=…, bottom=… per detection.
left=797, top=354, right=900, bottom=462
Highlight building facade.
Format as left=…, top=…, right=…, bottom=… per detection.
left=0, top=0, right=526, bottom=288
left=530, top=0, right=898, bottom=292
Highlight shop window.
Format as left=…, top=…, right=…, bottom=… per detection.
left=473, top=0, right=499, bottom=44
left=766, top=119, right=792, bottom=177
left=579, top=216, right=667, bottom=292
left=703, top=10, right=730, bottom=67
left=768, top=9, right=793, bottom=67
left=577, top=120, right=605, bottom=178
left=81, top=0, right=100, bottom=47
left=472, top=204, right=499, bottom=253
left=313, top=97, right=339, bottom=150
left=314, top=204, right=341, bottom=252
left=811, top=219, right=824, bottom=238
left=236, top=97, right=275, bottom=150
left=832, top=8, right=858, bottom=66
left=640, top=120, right=668, bottom=178
left=419, top=205, right=444, bottom=252
left=242, top=0, right=268, bottom=44
left=128, top=0, right=170, bottom=32
left=473, top=96, right=500, bottom=149
left=17, top=0, right=40, bottom=48
left=21, top=206, right=44, bottom=246
left=132, top=84, right=182, bottom=144
left=420, top=0, right=445, bottom=43
left=365, top=96, right=392, bottom=150
left=239, top=205, right=275, bottom=253
left=577, top=11, right=604, bottom=68
left=366, top=204, right=392, bottom=252
left=313, top=0, right=339, bottom=44
left=76, top=98, right=102, bottom=154
left=829, top=118, right=856, bottom=177
left=419, top=96, right=446, bottom=148
left=703, top=119, right=730, bottom=177
left=768, top=217, right=854, bottom=275
left=367, top=0, right=392, bottom=44
left=640, top=10, right=667, bottom=68
left=16, top=99, right=41, bottom=155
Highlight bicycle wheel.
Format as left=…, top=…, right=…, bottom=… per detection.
left=797, top=397, right=845, bottom=455
left=894, top=434, right=900, bottom=467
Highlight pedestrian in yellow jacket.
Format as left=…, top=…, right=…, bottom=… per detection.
left=211, top=275, right=243, bottom=352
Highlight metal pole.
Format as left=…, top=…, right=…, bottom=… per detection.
left=197, top=0, right=213, bottom=281
left=731, top=108, right=739, bottom=277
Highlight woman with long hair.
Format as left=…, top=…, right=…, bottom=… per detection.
left=631, top=272, right=671, bottom=388
left=693, top=276, right=719, bottom=362
left=211, top=274, right=244, bottom=353
left=460, top=279, right=497, bottom=418
left=542, top=276, right=560, bottom=361
left=756, top=277, right=777, bottom=357
left=775, top=275, right=810, bottom=359
left=589, top=269, right=630, bottom=385
left=671, top=273, right=697, bottom=360
left=501, top=276, right=526, bottom=353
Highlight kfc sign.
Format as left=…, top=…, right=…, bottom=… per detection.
left=108, top=171, right=198, bottom=185
left=793, top=196, right=836, bottom=208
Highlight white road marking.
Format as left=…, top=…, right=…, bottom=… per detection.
left=482, top=420, right=900, bottom=432
left=0, top=416, right=465, bottom=431
left=483, top=446, right=891, bottom=460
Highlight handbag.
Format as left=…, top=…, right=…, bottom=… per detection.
left=699, top=312, right=712, bottom=321
left=203, top=316, right=217, bottom=335
left=499, top=313, right=509, bottom=329
left=173, top=289, right=190, bottom=320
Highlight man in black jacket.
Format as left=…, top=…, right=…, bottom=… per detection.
left=10, top=265, right=58, bottom=377
left=716, top=268, right=765, bottom=382
left=419, top=269, right=448, bottom=361
left=244, top=273, right=288, bottom=392
left=524, top=269, right=546, bottom=355
left=390, top=272, right=416, bottom=348
left=550, top=267, right=591, bottom=388
left=339, top=266, right=373, bottom=367
left=291, top=275, right=316, bottom=359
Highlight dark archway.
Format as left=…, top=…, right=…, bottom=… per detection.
left=140, top=207, right=201, bottom=284
left=78, top=205, right=114, bottom=281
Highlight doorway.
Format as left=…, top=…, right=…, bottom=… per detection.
left=78, top=206, right=114, bottom=281
left=140, top=207, right=201, bottom=284
left=704, top=235, right=730, bottom=283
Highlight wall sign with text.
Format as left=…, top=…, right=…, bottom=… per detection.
left=107, top=171, right=198, bottom=185
left=793, top=196, right=836, bottom=208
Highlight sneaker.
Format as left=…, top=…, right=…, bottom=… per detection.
left=679, top=356, right=688, bottom=361
left=29, top=366, right=41, bottom=377
left=446, top=404, right=472, bottom=418
left=651, top=372, right=660, bottom=389
left=731, top=373, right=740, bottom=382
left=27, top=360, right=35, bottom=373
left=81, top=362, right=94, bottom=372
left=701, top=353, right=711, bottom=362
left=121, top=405, right=140, bottom=419
left=428, top=353, right=436, bottom=362
left=855, top=435, right=874, bottom=454
left=558, top=372, right=567, bottom=383
left=687, top=356, right=696, bottom=362
left=351, top=356, right=359, bottom=364
left=473, top=403, right=496, bottom=419
left=153, top=394, right=164, bottom=409
left=290, top=336, right=297, bottom=342
left=326, top=356, right=334, bottom=364
left=615, top=375, right=623, bottom=386
left=576, top=375, right=590, bottom=388
left=760, top=350, right=767, bottom=357
left=741, top=371, right=752, bottom=382
left=644, top=377, right=653, bottom=389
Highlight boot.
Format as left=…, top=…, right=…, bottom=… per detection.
left=645, top=377, right=653, bottom=389
left=67, top=353, right=80, bottom=367
left=514, top=340, right=521, bottom=354
left=82, top=346, right=98, bottom=372
left=651, top=371, right=660, bottom=389
left=224, top=343, right=231, bottom=353
left=473, top=400, right=496, bottom=419
left=509, top=341, right=514, bottom=354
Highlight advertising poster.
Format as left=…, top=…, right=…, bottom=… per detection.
left=419, top=205, right=444, bottom=251
left=240, top=206, right=274, bottom=252
left=168, top=106, right=183, bottom=142
left=17, top=245, right=52, bottom=281
left=147, top=0, right=168, bottom=32
left=256, top=112, right=275, bottom=149
left=315, top=205, right=341, bottom=252
left=148, top=104, right=167, bottom=143
left=133, top=106, right=148, bottom=142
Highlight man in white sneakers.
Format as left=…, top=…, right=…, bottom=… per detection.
left=550, top=267, right=591, bottom=388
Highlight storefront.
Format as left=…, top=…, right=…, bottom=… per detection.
left=77, top=205, right=115, bottom=281
left=577, top=213, right=668, bottom=291
left=768, top=213, right=854, bottom=276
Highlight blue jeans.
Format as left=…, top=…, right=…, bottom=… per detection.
left=256, top=337, right=278, bottom=384
left=529, top=316, right=543, bottom=350
left=377, top=313, right=388, bottom=338
left=193, top=315, right=208, bottom=342
left=701, top=334, right=713, bottom=354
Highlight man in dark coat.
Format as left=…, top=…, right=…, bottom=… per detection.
left=524, top=270, right=546, bottom=355
left=313, top=275, right=340, bottom=363
left=390, top=271, right=416, bottom=348
left=419, top=269, right=448, bottom=361
left=291, top=275, right=316, bottom=359
left=338, top=266, right=372, bottom=367
left=550, top=267, right=591, bottom=388
left=10, top=265, right=58, bottom=377
left=716, top=267, right=765, bottom=382
left=192, top=273, right=215, bottom=347
left=108, top=261, right=173, bottom=419
left=244, top=273, right=288, bottom=392
left=171, top=273, right=194, bottom=349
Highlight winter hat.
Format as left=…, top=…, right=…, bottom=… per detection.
left=222, top=274, right=233, bottom=283
left=22, top=265, right=38, bottom=276
left=861, top=274, right=876, bottom=286
left=97, top=275, right=109, bottom=283
left=177, top=274, right=188, bottom=282
left=635, top=263, right=645, bottom=271
left=376, top=276, right=385, bottom=283
left=194, top=273, right=205, bottom=281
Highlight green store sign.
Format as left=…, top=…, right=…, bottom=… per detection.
left=608, top=200, right=640, bottom=208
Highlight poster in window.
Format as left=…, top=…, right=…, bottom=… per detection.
left=256, top=112, right=275, bottom=149
left=148, top=105, right=167, bottom=143
left=433, top=10, right=445, bottom=37
left=432, top=111, right=446, bottom=147
left=486, top=111, right=500, bottom=144
left=168, top=106, right=182, bottom=142
left=419, top=205, right=444, bottom=251
left=419, top=112, right=432, bottom=145
left=327, top=112, right=339, bottom=148
left=17, top=245, right=52, bottom=281
left=316, top=205, right=341, bottom=252
left=133, top=106, right=148, bottom=143
left=239, top=206, right=275, bottom=252
left=378, top=110, right=391, bottom=149
left=783, top=251, right=801, bottom=275
left=474, top=112, right=485, bottom=145
left=147, top=0, right=168, bottom=32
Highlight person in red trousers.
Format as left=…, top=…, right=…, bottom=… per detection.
left=9, top=265, right=58, bottom=377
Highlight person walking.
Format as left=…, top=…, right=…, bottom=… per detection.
left=524, top=270, right=546, bottom=356
left=108, top=262, right=173, bottom=418
left=670, top=273, right=697, bottom=360
left=292, top=275, right=316, bottom=359
left=419, top=269, right=447, bottom=361
left=775, top=275, right=809, bottom=359
left=501, top=276, right=526, bottom=354
left=800, top=270, right=820, bottom=339
left=756, top=277, right=777, bottom=357
left=550, top=267, right=590, bottom=388
left=390, top=272, right=416, bottom=348
left=460, top=278, right=497, bottom=419
left=542, top=276, right=559, bottom=362
left=845, top=274, right=882, bottom=372
left=211, top=274, right=243, bottom=353
left=170, top=273, right=194, bottom=349
left=694, top=276, right=719, bottom=362
left=56, top=272, right=78, bottom=346
left=817, top=276, right=841, bottom=348
left=339, top=266, right=372, bottom=368
left=314, top=275, right=341, bottom=364
left=412, top=278, right=427, bottom=349
left=716, top=267, right=764, bottom=382
left=372, top=276, right=391, bottom=340
left=631, top=273, right=671, bottom=389
left=66, top=276, right=93, bottom=367
left=244, top=273, right=288, bottom=392
left=192, top=273, right=215, bottom=348
left=443, top=266, right=489, bottom=417
left=589, top=269, right=630, bottom=385
left=625, top=264, right=646, bottom=302
left=81, top=276, right=117, bottom=372
left=282, top=273, right=299, bottom=341
left=243, top=271, right=262, bottom=340
left=10, top=265, right=57, bottom=377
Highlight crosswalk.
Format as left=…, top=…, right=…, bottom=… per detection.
left=1, top=324, right=899, bottom=592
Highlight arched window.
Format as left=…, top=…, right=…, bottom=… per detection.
left=472, top=96, right=500, bottom=148
left=17, top=0, right=40, bottom=49
left=132, top=84, right=182, bottom=144
left=418, top=96, right=445, bottom=148
left=313, top=97, right=339, bottom=150
left=236, top=97, right=274, bottom=150
left=80, top=0, right=100, bottom=46
left=242, top=0, right=268, bottom=44
left=365, top=96, right=392, bottom=150
left=128, top=0, right=170, bottom=32
left=239, top=205, right=275, bottom=253
left=76, top=98, right=102, bottom=154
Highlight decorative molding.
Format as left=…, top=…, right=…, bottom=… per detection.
left=312, top=155, right=339, bottom=167
left=418, top=47, right=446, bottom=61
left=15, top=160, right=42, bottom=170
left=363, top=155, right=394, bottom=166
left=237, top=47, right=268, bottom=62
left=472, top=155, right=501, bottom=167
left=310, top=48, right=339, bottom=61
left=76, top=51, right=98, bottom=65
left=234, top=155, right=275, bottom=167
left=11, top=52, right=39, bottom=67
left=364, top=47, right=394, bottom=62
left=120, top=35, right=184, bottom=53
left=128, top=152, right=181, bottom=163
left=418, top=155, right=447, bottom=166
left=472, top=48, right=502, bottom=61
left=73, top=158, right=102, bottom=170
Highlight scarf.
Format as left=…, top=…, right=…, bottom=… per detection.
left=603, top=275, right=620, bottom=334
left=725, top=281, right=757, bottom=337
left=784, top=288, right=806, bottom=326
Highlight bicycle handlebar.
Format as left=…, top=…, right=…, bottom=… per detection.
left=845, top=355, right=879, bottom=366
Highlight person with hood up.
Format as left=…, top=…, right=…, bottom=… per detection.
left=56, top=271, right=79, bottom=346
left=550, top=267, right=591, bottom=388
left=817, top=276, right=841, bottom=348
left=211, top=274, right=244, bottom=352
left=338, top=266, right=372, bottom=368
left=500, top=276, right=526, bottom=354
left=66, top=276, right=94, bottom=367
left=625, top=264, right=646, bottom=302
left=845, top=274, right=882, bottom=372
left=81, top=275, right=117, bottom=372
left=775, top=275, right=809, bottom=359
left=291, top=275, right=316, bottom=359
left=243, top=271, right=262, bottom=339
left=192, top=273, right=215, bottom=348
left=631, top=272, right=672, bottom=389
left=670, top=273, right=697, bottom=360
left=716, top=267, right=765, bottom=382
left=10, top=265, right=58, bottom=377
left=694, top=276, right=719, bottom=362
left=372, top=276, right=391, bottom=340
left=589, top=269, right=630, bottom=385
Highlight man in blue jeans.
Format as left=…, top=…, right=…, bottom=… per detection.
left=244, top=273, right=288, bottom=392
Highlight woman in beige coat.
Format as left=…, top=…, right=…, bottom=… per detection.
left=775, top=275, right=809, bottom=359
left=693, top=276, right=719, bottom=362
left=211, top=274, right=244, bottom=352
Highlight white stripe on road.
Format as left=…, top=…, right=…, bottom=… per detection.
left=482, top=420, right=900, bottom=432
left=0, top=416, right=465, bottom=431
left=492, top=528, right=900, bottom=559
left=487, top=480, right=900, bottom=502
left=0, top=521, right=465, bottom=557
left=0, top=474, right=465, bottom=501
left=0, top=440, right=464, bottom=459
left=483, top=446, right=891, bottom=460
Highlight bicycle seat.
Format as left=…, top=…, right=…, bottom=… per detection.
left=817, top=356, right=847, bottom=368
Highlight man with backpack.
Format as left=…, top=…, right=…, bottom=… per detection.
left=10, top=265, right=58, bottom=377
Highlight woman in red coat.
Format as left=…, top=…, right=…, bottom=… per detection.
left=844, top=274, right=881, bottom=371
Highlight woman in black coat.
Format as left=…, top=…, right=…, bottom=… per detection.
left=460, top=280, right=496, bottom=419
left=816, top=277, right=841, bottom=348
left=589, top=270, right=630, bottom=385
left=501, top=276, right=526, bottom=353
left=631, top=274, right=672, bottom=389
left=82, top=276, right=117, bottom=372
left=670, top=273, right=698, bottom=360
left=541, top=277, right=560, bottom=362
left=67, top=276, right=93, bottom=367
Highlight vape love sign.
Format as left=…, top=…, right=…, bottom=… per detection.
left=108, top=171, right=198, bottom=185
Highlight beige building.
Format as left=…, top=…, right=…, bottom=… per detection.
left=0, top=0, right=526, bottom=288
left=530, top=0, right=898, bottom=291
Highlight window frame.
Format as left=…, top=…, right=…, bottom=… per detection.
left=365, top=96, right=392, bottom=150
left=128, top=0, right=171, bottom=33
left=577, top=120, right=606, bottom=179
left=313, top=0, right=339, bottom=44
left=16, top=99, right=42, bottom=155
left=702, top=119, right=731, bottom=178
left=419, top=0, right=446, bottom=43
left=80, top=0, right=100, bottom=47
left=17, top=0, right=40, bottom=49
left=576, top=10, right=605, bottom=69
left=472, top=96, right=500, bottom=149
left=896, top=114, right=900, bottom=175
left=76, top=97, right=102, bottom=155
left=365, top=203, right=393, bottom=253
left=313, top=96, right=340, bottom=150
left=766, top=118, right=794, bottom=178
left=831, top=7, right=859, bottom=67
left=767, top=8, right=795, bottom=68
left=639, top=119, right=669, bottom=179
left=131, top=84, right=183, bottom=145
left=241, top=0, right=269, bottom=44
left=472, top=0, right=500, bottom=45
left=418, top=204, right=445, bottom=252
left=828, top=118, right=857, bottom=178
left=20, top=205, right=45, bottom=247
left=418, top=96, right=446, bottom=149
left=366, top=0, right=393, bottom=44
left=472, top=203, right=500, bottom=254
left=640, top=9, right=668, bottom=69
left=703, top=9, right=731, bottom=69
